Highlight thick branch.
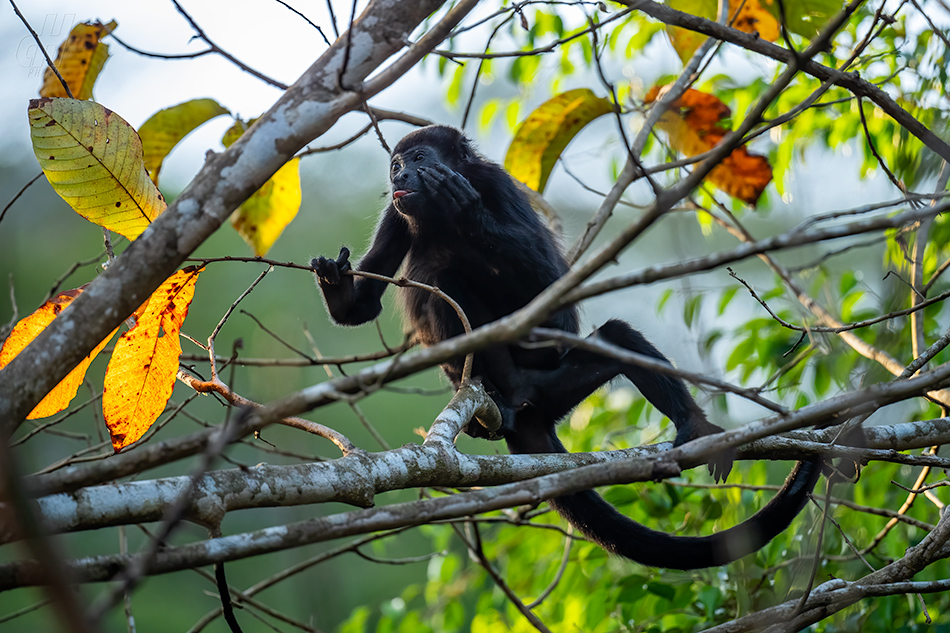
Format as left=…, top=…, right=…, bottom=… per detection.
left=12, top=411, right=950, bottom=542
left=6, top=412, right=950, bottom=589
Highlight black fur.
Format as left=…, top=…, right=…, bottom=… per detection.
left=313, top=125, right=820, bottom=569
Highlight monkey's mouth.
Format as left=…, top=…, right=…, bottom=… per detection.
left=393, top=189, right=414, bottom=199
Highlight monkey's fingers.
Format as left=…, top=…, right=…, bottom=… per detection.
left=707, top=448, right=735, bottom=483
left=337, top=246, right=351, bottom=266
left=419, top=165, right=480, bottom=213
left=311, top=256, right=342, bottom=284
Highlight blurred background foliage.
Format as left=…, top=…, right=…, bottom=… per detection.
left=2, top=0, right=950, bottom=631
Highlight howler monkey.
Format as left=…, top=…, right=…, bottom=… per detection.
left=312, top=125, right=821, bottom=569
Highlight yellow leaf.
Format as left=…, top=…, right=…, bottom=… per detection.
left=40, top=21, right=117, bottom=101
left=645, top=86, right=773, bottom=206
left=665, top=0, right=716, bottom=62
left=0, top=288, right=117, bottom=419
left=102, top=267, right=202, bottom=451
left=139, top=98, right=230, bottom=185
left=505, top=89, right=614, bottom=193
left=29, top=97, right=167, bottom=240
left=223, top=119, right=301, bottom=256
left=230, top=158, right=301, bottom=256
left=221, top=119, right=253, bottom=149
left=665, top=0, right=778, bottom=62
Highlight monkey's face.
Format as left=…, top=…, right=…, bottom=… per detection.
left=390, top=144, right=445, bottom=217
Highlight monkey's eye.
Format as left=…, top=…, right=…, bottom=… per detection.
left=414, top=151, right=425, bottom=162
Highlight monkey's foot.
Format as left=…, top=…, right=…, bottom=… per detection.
left=673, top=418, right=735, bottom=483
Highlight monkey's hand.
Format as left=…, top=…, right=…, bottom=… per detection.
left=418, top=164, right=482, bottom=215
left=673, top=417, right=734, bottom=484
left=312, top=246, right=352, bottom=284
left=311, top=247, right=356, bottom=324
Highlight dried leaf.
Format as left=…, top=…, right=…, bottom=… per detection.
left=645, top=86, right=773, bottom=205
left=139, top=98, right=230, bottom=185
left=223, top=119, right=301, bottom=256
left=102, top=267, right=201, bottom=451
left=505, top=89, right=614, bottom=193
left=29, top=97, right=167, bottom=240
left=0, top=288, right=116, bottom=419
left=39, top=20, right=117, bottom=100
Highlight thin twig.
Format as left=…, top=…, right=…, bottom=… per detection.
left=0, top=173, right=43, bottom=227
left=109, top=33, right=212, bottom=59
left=208, top=267, right=271, bottom=381
left=526, top=526, right=573, bottom=609
left=346, top=269, right=476, bottom=384
left=170, top=0, right=289, bottom=89
left=270, top=0, right=332, bottom=46
left=8, top=1, right=72, bottom=97
left=469, top=523, right=555, bottom=633
left=175, top=371, right=356, bottom=454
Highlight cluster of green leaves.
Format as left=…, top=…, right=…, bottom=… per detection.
left=338, top=2, right=950, bottom=631
left=338, top=387, right=950, bottom=632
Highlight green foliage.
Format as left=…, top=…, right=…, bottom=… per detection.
left=338, top=387, right=948, bottom=631
left=9, top=1, right=950, bottom=631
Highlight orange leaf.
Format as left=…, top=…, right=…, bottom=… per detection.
left=665, top=0, right=778, bottom=62
left=0, top=288, right=117, bottom=419
left=102, top=267, right=201, bottom=451
left=734, top=0, right=780, bottom=41
left=39, top=21, right=117, bottom=100
left=645, top=86, right=772, bottom=205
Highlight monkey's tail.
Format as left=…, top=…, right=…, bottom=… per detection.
left=505, top=427, right=820, bottom=570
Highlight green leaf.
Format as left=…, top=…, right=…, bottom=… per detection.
left=718, top=287, right=739, bottom=315
left=726, top=336, right=755, bottom=372
left=841, top=290, right=864, bottom=321
left=646, top=581, right=676, bottom=601
left=505, top=88, right=613, bottom=192
left=761, top=0, right=844, bottom=39
left=657, top=288, right=674, bottom=314
left=139, top=98, right=229, bottom=185
left=814, top=362, right=831, bottom=395
left=340, top=606, right=370, bottom=633
left=684, top=294, right=703, bottom=328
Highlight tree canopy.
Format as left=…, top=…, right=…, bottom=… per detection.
left=2, top=1, right=950, bottom=632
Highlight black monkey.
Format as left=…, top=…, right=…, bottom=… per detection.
left=312, top=125, right=821, bottom=569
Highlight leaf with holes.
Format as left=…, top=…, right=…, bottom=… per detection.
left=645, top=86, right=772, bottom=206
left=29, top=97, right=167, bottom=240
left=102, top=267, right=201, bottom=452
left=139, top=98, right=230, bottom=185
left=0, top=288, right=117, bottom=419
left=224, top=119, right=301, bottom=256
left=505, top=89, right=614, bottom=193
left=39, top=20, right=117, bottom=100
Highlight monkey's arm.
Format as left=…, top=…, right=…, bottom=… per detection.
left=312, top=208, right=410, bottom=326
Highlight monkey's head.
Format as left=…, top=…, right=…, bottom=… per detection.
left=389, top=126, right=478, bottom=218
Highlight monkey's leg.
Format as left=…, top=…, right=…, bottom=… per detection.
left=522, top=319, right=733, bottom=480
